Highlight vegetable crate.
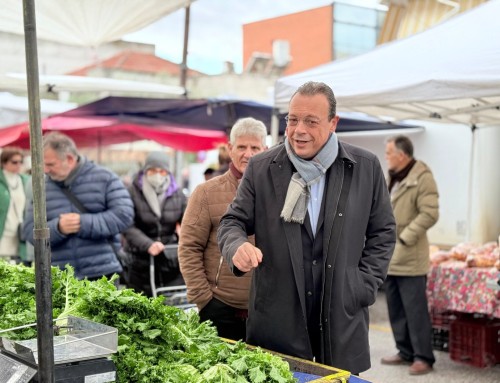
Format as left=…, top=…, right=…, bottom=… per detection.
left=449, top=315, right=500, bottom=367
left=227, top=339, right=351, bottom=382
left=282, top=353, right=350, bottom=382
left=430, top=307, right=457, bottom=330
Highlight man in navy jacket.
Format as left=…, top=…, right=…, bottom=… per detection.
left=23, top=132, right=134, bottom=280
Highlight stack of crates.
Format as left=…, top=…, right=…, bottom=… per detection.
left=449, top=314, right=500, bottom=368
left=430, top=307, right=457, bottom=352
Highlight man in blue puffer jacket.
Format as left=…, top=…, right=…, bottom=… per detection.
left=23, top=132, right=134, bottom=280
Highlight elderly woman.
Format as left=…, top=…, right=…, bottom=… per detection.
left=0, top=147, right=29, bottom=263
left=122, top=151, right=187, bottom=296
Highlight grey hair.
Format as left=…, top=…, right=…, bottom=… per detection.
left=42, top=132, right=79, bottom=159
left=386, top=135, right=414, bottom=158
left=229, top=117, right=267, bottom=146
left=291, top=81, right=337, bottom=120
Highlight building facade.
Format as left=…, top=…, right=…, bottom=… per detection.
left=243, top=2, right=386, bottom=76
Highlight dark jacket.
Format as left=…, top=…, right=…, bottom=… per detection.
left=122, top=172, right=187, bottom=296
left=23, top=160, right=134, bottom=279
left=218, top=141, right=396, bottom=373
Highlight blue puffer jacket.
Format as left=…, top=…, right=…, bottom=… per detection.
left=23, top=160, right=134, bottom=279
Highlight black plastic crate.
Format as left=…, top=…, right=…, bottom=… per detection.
left=432, top=328, right=449, bottom=352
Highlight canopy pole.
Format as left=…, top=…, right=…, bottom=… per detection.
left=465, top=124, right=477, bottom=242
left=180, top=4, right=190, bottom=96
left=270, top=108, right=280, bottom=145
left=23, top=0, right=54, bottom=380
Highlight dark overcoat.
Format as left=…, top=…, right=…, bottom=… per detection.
left=218, top=141, right=396, bottom=373
left=122, top=173, right=187, bottom=296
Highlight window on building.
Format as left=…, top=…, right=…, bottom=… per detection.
left=333, top=2, right=386, bottom=60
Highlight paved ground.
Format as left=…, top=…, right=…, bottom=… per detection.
left=359, top=291, right=499, bottom=383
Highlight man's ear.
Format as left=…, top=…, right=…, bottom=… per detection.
left=329, top=115, right=340, bottom=133
left=67, top=154, right=77, bottom=166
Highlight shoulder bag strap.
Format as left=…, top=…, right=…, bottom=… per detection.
left=58, top=186, right=123, bottom=266
left=60, top=187, right=89, bottom=213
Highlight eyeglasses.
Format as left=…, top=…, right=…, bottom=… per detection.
left=9, top=160, right=23, bottom=165
left=146, top=168, right=168, bottom=176
left=285, top=115, right=321, bottom=128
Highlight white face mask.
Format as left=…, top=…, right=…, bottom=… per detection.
left=147, top=173, right=168, bottom=189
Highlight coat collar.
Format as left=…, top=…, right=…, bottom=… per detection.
left=221, top=168, right=240, bottom=188
left=390, top=160, right=428, bottom=202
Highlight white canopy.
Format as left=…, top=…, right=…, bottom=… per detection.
left=0, top=92, right=76, bottom=128
left=1, top=73, right=186, bottom=96
left=0, top=0, right=195, bottom=47
left=274, top=1, right=500, bottom=126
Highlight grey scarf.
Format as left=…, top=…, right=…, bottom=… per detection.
left=142, top=175, right=169, bottom=218
left=280, top=133, right=339, bottom=224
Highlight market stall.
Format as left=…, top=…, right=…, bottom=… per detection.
left=426, top=242, right=500, bottom=367
left=428, top=264, right=499, bottom=318
left=0, top=261, right=376, bottom=382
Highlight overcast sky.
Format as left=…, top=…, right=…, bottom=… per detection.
left=123, top=0, right=382, bottom=75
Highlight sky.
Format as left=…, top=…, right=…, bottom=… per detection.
left=123, top=0, right=382, bottom=75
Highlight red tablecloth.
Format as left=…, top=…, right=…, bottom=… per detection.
left=427, top=264, right=500, bottom=318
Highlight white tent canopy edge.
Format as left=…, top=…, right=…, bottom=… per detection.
left=274, top=1, right=500, bottom=126
left=0, top=0, right=195, bottom=47
left=1, top=73, right=186, bottom=95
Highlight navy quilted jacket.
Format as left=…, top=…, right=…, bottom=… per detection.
left=23, top=159, right=134, bottom=279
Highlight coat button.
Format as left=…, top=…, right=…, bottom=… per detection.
left=312, top=260, right=317, bottom=265
left=338, top=213, right=343, bottom=217
left=327, top=264, right=332, bottom=268
left=307, top=291, right=313, bottom=296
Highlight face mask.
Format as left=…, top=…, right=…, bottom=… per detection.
left=146, top=173, right=168, bottom=189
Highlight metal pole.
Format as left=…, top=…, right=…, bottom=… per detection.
left=465, top=124, right=477, bottom=242
left=179, top=5, right=190, bottom=93
left=270, top=108, right=281, bottom=146
left=22, top=0, right=55, bottom=381
left=175, top=4, right=191, bottom=193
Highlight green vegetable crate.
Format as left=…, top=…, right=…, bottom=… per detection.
left=225, top=339, right=351, bottom=382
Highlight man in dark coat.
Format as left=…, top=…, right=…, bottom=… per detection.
left=23, top=132, right=134, bottom=280
left=218, top=81, right=396, bottom=374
